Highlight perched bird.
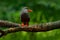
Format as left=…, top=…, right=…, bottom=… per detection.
left=20, top=7, right=32, bottom=27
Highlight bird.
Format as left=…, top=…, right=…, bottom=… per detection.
left=20, top=7, right=32, bottom=27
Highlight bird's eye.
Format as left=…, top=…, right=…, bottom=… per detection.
left=25, top=7, right=28, bottom=9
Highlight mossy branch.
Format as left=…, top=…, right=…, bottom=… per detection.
left=0, top=20, right=60, bottom=37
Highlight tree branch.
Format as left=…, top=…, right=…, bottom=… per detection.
left=0, top=20, right=20, bottom=28
left=0, top=20, right=60, bottom=37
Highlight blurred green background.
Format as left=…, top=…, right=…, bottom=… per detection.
left=0, top=0, right=60, bottom=40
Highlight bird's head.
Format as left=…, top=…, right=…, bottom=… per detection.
left=21, top=7, right=32, bottom=13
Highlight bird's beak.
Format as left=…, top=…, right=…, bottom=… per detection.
left=28, top=9, right=32, bottom=12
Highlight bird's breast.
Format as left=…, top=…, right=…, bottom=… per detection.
left=21, top=13, right=30, bottom=18
left=21, top=13, right=30, bottom=22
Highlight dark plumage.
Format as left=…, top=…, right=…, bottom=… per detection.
left=21, top=13, right=30, bottom=25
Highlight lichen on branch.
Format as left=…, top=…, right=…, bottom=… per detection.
left=0, top=20, right=60, bottom=37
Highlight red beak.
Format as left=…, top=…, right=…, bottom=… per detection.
left=28, top=9, right=32, bottom=12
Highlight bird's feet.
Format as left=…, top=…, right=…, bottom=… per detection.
left=25, top=22, right=29, bottom=27
left=21, top=23, right=29, bottom=27
left=25, top=25, right=28, bottom=27
left=21, top=23, right=25, bottom=27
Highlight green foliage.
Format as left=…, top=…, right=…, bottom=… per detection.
left=0, top=0, right=60, bottom=40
